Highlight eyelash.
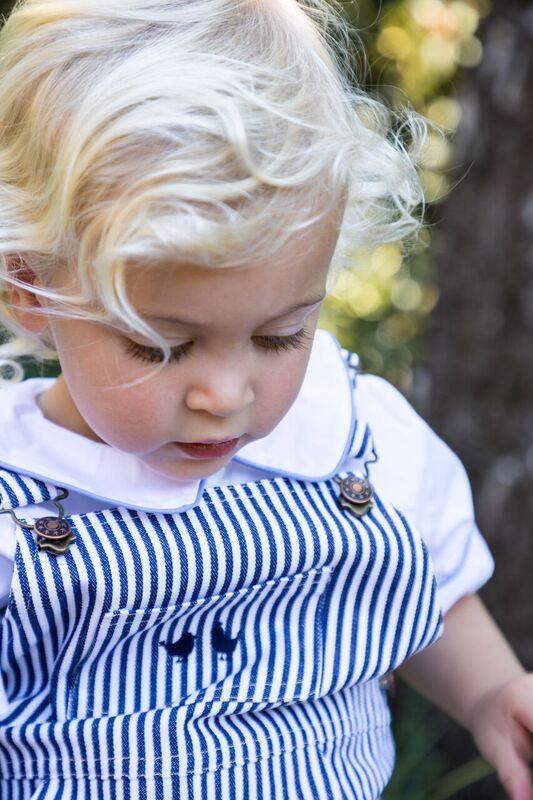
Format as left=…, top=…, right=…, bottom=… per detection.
left=123, top=328, right=312, bottom=364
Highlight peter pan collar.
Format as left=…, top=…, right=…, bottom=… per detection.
left=0, top=330, right=357, bottom=513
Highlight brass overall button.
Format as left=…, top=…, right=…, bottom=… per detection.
left=334, top=472, right=374, bottom=518
left=34, top=513, right=76, bottom=555
left=34, top=516, right=72, bottom=540
left=0, top=489, right=76, bottom=556
left=339, top=474, right=373, bottom=505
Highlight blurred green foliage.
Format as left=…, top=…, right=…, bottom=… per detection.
left=321, top=236, right=438, bottom=387
left=320, top=0, right=490, bottom=394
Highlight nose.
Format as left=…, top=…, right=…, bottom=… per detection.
left=184, top=361, right=255, bottom=418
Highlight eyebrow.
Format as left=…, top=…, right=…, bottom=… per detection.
left=142, top=294, right=326, bottom=326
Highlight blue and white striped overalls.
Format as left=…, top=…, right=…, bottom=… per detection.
left=0, top=359, right=443, bottom=799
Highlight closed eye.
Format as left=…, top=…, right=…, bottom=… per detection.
left=123, top=339, right=193, bottom=364
left=252, top=328, right=312, bottom=352
left=123, top=328, right=312, bottom=364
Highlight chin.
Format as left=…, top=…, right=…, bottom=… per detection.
left=141, top=453, right=232, bottom=482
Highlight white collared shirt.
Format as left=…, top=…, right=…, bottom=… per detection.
left=0, top=330, right=494, bottom=617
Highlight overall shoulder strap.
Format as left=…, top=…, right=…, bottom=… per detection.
left=338, top=348, right=377, bottom=466
left=0, top=466, right=62, bottom=510
left=340, top=347, right=361, bottom=378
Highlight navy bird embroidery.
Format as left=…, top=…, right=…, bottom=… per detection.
left=161, top=630, right=195, bottom=660
left=211, top=621, right=239, bottom=658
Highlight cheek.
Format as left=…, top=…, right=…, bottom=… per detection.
left=254, top=352, right=311, bottom=434
left=71, top=366, right=173, bottom=452
left=51, top=322, right=176, bottom=452
left=88, top=386, right=167, bottom=449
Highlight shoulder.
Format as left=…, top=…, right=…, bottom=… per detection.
left=354, top=371, right=432, bottom=435
left=346, top=367, right=471, bottom=529
left=346, top=364, right=494, bottom=613
left=334, top=337, right=437, bottom=444
left=353, top=371, right=453, bottom=470
left=330, top=338, right=446, bottom=476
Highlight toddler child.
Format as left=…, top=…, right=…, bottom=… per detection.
left=0, top=1, right=531, bottom=798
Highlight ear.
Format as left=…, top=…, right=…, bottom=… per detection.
left=5, top=254, right=49, bottom=335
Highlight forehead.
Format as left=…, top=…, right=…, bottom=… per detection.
left=126, top=207, right=342, bottom=327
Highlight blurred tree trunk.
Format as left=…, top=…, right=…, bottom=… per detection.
left=424, top=0, right=533, bottom=665
left=420, top=5, right=533, bottom=796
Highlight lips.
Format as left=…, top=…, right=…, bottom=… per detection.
left=174, top=438, right=241, bottom=459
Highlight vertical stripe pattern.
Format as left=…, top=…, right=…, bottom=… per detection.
left=0, top=354, right=442, bottom=798
left=0, top=467, right=442, bottom=798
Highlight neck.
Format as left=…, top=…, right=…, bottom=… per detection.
left=37, top=374, right=106, bottom=444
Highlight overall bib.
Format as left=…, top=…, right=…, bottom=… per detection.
left=0, top=355, right=443, bottom=799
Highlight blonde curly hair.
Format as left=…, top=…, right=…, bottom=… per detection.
left=0, top=0, right=427, bottom=385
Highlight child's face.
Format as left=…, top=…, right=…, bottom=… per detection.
left=36, top=207, right=342, bottom=482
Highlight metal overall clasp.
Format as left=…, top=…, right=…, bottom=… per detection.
left=0, top=488, right=76, bottom=555
left=333, top=472, right=374, bottom=517
left=333, top=447, right=377, bottom=518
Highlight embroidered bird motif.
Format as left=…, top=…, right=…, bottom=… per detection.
left=211, top=621, right=239, bottom=658
left=161, top=630, right=195, bottom=660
